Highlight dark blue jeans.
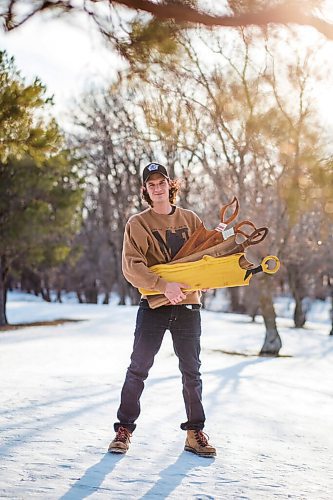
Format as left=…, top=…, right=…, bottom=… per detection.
left=114, top=299, right=205, bottom=433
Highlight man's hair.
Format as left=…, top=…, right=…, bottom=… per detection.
left=142, top=179, right=181, bottom=207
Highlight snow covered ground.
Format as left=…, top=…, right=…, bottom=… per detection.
left=1, top=292, right=332, bottom=499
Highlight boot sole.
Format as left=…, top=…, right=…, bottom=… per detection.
left=108, top=448, right=128, bottom=454
left=184, top=445, right=216, bottom=458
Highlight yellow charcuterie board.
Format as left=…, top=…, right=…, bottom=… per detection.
left=139, top=253, right=280, bottom=296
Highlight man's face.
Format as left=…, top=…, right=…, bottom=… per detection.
left=145, top=173, right=170, bottom=204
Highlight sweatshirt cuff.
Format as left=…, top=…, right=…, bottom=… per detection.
left=154, top=277, right=168, bottom=294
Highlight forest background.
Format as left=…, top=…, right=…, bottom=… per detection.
left=1, top=0, right=333, bottom=356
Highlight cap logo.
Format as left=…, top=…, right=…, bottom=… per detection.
left=147, top=163, right=159, bottom=171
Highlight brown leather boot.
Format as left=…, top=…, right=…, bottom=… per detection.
left=184, top=430, right=216, bottom=457
left=108, top=426, right=131, bottom=454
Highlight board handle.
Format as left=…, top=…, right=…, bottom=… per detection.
left=261, top=255, right=280, bottom=275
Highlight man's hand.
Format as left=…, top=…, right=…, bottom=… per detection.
left=164, top=282, right=189, bottom=305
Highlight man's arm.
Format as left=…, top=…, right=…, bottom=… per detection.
left=122, top=221, right=189, bottom=303
left=122, top=221, right=168, bottom=294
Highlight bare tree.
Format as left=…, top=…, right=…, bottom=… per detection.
left=71, top=76, right=154, bottom=304
left=138, top=27, right=333, bottom=352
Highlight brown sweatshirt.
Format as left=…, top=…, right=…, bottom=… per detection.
left=122, top=206, right=202, bottom=305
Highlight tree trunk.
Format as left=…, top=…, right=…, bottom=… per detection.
left=287, top=265, right=306, bottom=328
left=259, top=276, right=282, bottom=356
left=41, top=274, right=51, bottom=302
left=56, top=289, right=62, bottom=303
left=251, top=308, right=258, bottom=323
left=41, top=287, right=51, bottom=302
left=228, top=288, right=244, bottom=313
left=118, top=280, right=127, bottom=305
left=102, top=292, right=109, bottom=304
left=0, top=255, right=8, bottom=326
left=129, top=284, right=140, bottom=305
left=294, top=298, right=306, bottom=328
left=85, top=284, right=98, bottom=304
left=115, top=253, right=127, bottom=305
left=330, top=279, right=333, bottom=335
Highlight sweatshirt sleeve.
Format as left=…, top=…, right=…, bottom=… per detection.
left=122, top=220, right=168, bottom=293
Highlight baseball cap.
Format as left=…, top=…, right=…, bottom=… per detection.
left=142, top=163, right=169, bottom=185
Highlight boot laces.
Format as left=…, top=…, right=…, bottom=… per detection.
left=116, top=426, right=131, bottom=443
left=194, top=430, right=209, bottom=447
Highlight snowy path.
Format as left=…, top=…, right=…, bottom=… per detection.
left=1, top=296, right=332, bottom=499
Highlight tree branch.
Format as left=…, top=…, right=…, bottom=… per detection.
left=2, top=1, right=333, bottom=41
left=115, top=0, right=333, bottom=39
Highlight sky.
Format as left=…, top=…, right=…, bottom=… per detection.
left=0, top=11, right=123, bottom=127
left=1, top=5, right=333, bottom=131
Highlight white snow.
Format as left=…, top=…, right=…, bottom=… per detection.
left=1, top=292, right=332, bottom=499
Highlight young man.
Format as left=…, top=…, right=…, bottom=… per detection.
left=108, top=162, right=216, bottom=458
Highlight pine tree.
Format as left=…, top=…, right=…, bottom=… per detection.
left=0, top=52, right=84, bottom=326
left=0, top=51, right=59, bottom=163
